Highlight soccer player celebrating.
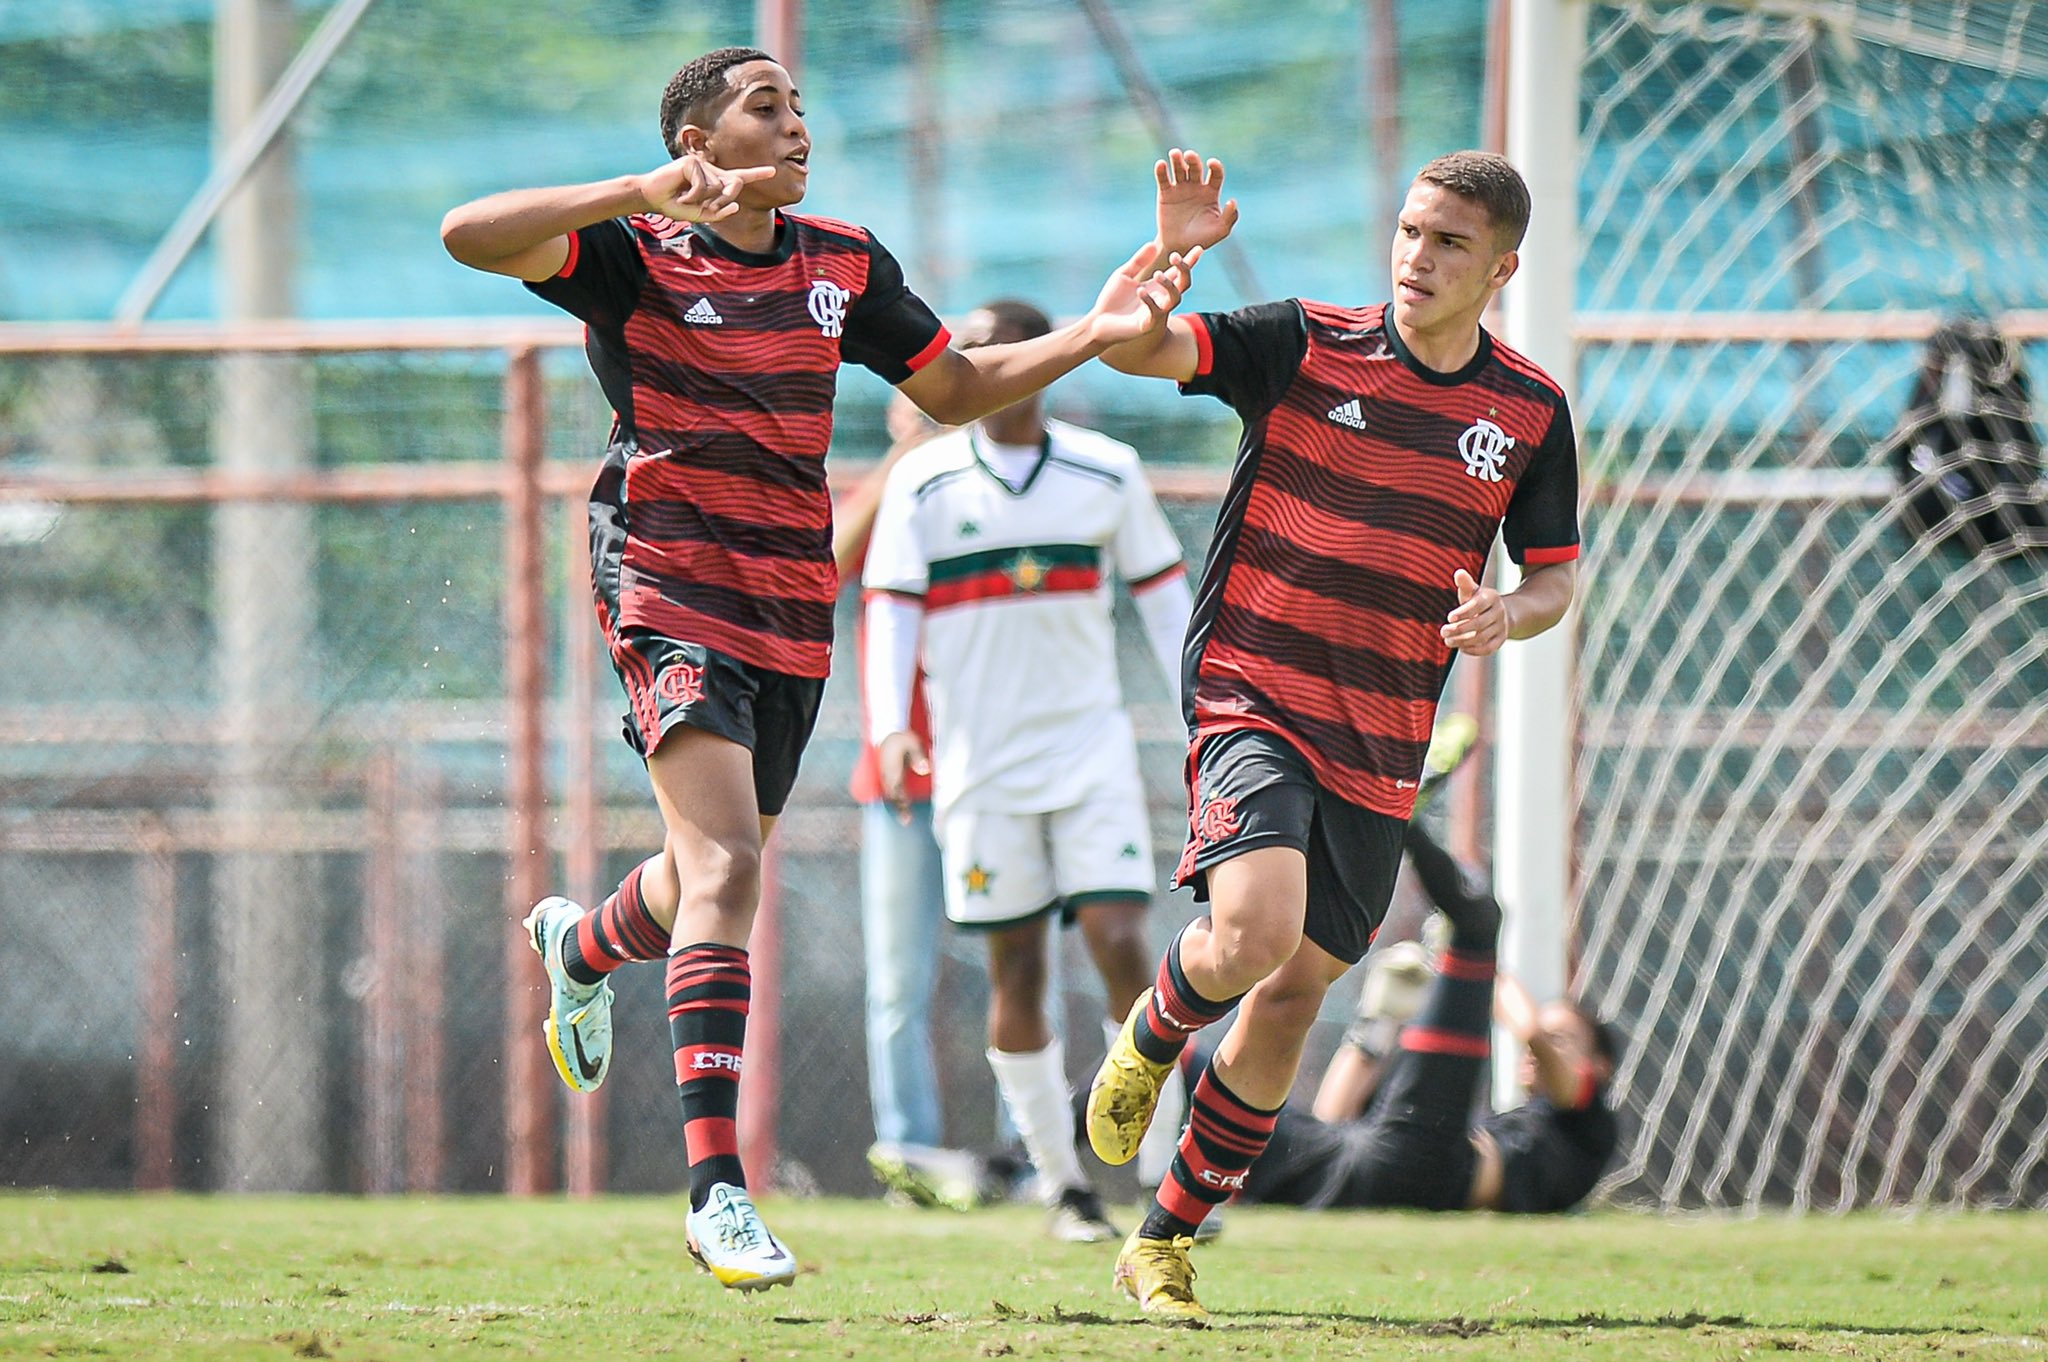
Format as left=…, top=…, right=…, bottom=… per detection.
left=862, top=298, right=1196, bottom=1243
left=1086, top=149, right=1582, bottom=1324
left=439, top=47, right=1196, bottom=1292
left=1240, top=818, right=1620, bottom=1215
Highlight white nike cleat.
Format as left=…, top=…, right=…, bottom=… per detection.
left=522, top=896, right=613, bottom=1094
left=687, top=1183, right=798, bottom=1290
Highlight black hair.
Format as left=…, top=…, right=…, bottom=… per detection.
left=1414, top=150, right=1533, bottom=252
left=1566, top=1001, right=1624, bottom=1070
left=974, top=298, right=1053, bottom=343
left=659, top=46, right=773, bottom=157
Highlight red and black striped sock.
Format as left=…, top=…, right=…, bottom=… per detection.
left=1132, top=927, right=1242, bottom=1066
left=1139, top=1058, right=1279, bottom=1239
left=1404, top=946, right=1497, bottom=1054
left=667, top=942, right=751, bottom=1208
left=564, top=862, right=667, bottom=985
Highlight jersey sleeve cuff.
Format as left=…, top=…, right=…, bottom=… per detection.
left=1129, top=562, right=1186, bottom=593
left=554, top=228, right=582, bottom=279
left=1187, top=312, right=1214, bottom=377
left=1519, top=543, right=1580, bottom=566
left=904, top=325, right=951, bottom=374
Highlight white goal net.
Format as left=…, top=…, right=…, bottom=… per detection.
left=1569, top=2, right=2048, bottom=1209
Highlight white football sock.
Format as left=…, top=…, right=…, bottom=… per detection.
left=1107, top=1015, right=1189, bottom=1187
left=987, top=1040, right=1086, bottom=1201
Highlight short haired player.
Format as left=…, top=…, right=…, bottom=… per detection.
left=1085, top=149, right=1582, bottom=1323
left=440, top=46, right=1197, bottom=1292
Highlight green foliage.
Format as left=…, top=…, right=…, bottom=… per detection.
left=3, top=1195, right=2044, bottom=1360
left=0, top=19, right=212, bottom=128
left=307, top=2, right=727, bottom=136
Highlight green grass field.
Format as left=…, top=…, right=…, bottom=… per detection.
left=3, top=1194, right=2044, bottom=1360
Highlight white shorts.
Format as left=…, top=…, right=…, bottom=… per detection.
left=937, top=774, right=1155, bottom=929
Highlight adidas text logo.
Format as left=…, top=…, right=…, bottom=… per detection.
left=684, top=297, right=723, bottom=325
left=1327, top=398, right=1368, bottom=429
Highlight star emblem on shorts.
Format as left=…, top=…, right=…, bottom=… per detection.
left=1009, top=551, right=1047, bottom=592
left=963, top=863, right=996, bottom=896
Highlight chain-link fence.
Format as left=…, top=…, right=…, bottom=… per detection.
left=4, top=332, right=1429, bottom=1198
left=9, top=0, right=2048, bottom=1212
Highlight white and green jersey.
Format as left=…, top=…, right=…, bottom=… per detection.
left=863, top=419, right=1188, bottom=817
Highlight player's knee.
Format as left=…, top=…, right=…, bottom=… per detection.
left=1209, top=916, right=1303, bottom=986
left=1079, top=900, right=1149, bottom=957
left=674, top=833, right=761, bottom=915
left=987, top=937, right=1049, bottom=1003
left=1253, top=967, right=1332, bottom=1025
left=865, top=962, right=925, bottom=1020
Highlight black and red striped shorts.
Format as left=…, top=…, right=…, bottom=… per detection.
left=605, top=630, right=823, bottom=817
left=1171, top=726, right=1405, bottom=964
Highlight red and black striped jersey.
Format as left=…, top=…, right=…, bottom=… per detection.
left=1179, top=300, right=1579, bottom=817
left=528, top=211, right=949, bottom=678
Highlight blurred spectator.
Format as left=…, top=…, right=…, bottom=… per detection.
left=864, top=299, right=1194, bottom=1242
left=1889, top=316, right=2047, bottom=559
left=834, top=396, right=963, bottom=1190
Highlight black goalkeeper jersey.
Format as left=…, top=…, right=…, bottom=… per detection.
left=1478, top=1093, right=1620, bottom=1213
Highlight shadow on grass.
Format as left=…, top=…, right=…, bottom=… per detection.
left=796, top=1305, right=1988, bottom=1339
left=1220, top=1309, right=1983, bottom=1338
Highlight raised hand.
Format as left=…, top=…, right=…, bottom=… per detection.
left=639, top=153, right=778, bottom=224
left=1087, top=241, right=1203, bottom=346
left=1155, top=148, right=1240, bottom=256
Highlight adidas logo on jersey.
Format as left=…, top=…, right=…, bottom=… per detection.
left=684, top=297, right=723, bottom=325
left=1327, top=398, right=1368, bottom=429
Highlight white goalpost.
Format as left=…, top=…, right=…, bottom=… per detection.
left=1494, top=0, right=1586, bottom=1111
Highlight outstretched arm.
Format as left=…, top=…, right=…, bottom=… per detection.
left=439, top=155, right=776, bottom=282
left=896, top=242, right=1199, bottom=425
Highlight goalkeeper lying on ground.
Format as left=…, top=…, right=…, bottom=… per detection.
left=1237, top=819, right=1621, bottom=1213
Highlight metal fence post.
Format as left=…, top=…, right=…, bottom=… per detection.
left=362, top=748, right=402, bottom=1194
left=502, top=345, right=555, bottom=1193
left=134, top=820, right=178, bottom=1192
left=563, top=494, right=608, bottom=1198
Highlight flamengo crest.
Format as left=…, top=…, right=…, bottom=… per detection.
left=808, top=279, right=851, bottom=337
left=1458, top=417, right=1513, bottom=481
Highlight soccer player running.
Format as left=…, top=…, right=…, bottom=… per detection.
left=1086, top=149, right=1582, bottom=1324
left=1239, top=817, right=1620, bottom=1215
left=439, top=47, right=1197, bottom=1292
left=832, top=396, right=966, bottom=1202
left=863, top=298, right=1195, bottom=1243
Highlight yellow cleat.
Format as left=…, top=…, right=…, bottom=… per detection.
left=1412, top=711, right=1480, bottom=814
left=1087, top=987, right=1176, bottom=1165
left=1113, top=1229, right=1207, bottom=1326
